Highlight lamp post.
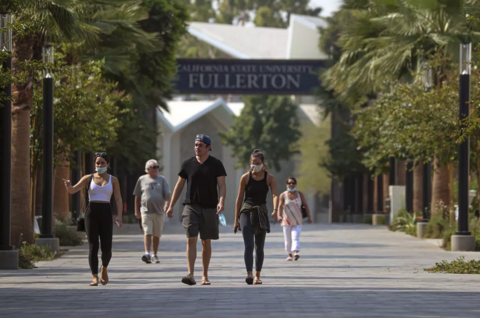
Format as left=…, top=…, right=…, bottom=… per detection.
left=417, top=64, right=433, bottom=238
left=422, top=65, right=433, bottom=220
left=452, top=43, right=475, bottom=251
left=0, top=12, right=18, bottom=269
left=405, top=162, right=413, bottom=212
left=372, top=174, right=385, bottom=225
left=35, top=44, right=59, bottom=254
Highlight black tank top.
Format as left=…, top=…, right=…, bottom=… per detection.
left=244, top=171, right=269, bottom=206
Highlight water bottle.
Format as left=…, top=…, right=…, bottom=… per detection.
left=219, top=213, right=227, bottom=226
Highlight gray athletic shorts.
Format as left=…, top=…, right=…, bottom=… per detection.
left=182, top=204, right=219, bottom=240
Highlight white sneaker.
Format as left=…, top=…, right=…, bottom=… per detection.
left=152, top=255, right=160, bottom=264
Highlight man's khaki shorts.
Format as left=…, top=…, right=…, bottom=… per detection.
left=141, top=213, right=165, bottom=237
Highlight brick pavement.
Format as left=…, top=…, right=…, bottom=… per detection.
left=1, top=223, right=480, bottom=318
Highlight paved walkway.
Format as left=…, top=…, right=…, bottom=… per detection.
left=1, top=223, right=480, bottom=318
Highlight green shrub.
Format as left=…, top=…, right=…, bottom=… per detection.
left=18, top=242, right=56, bottom=269
left=376, top=215, right=386, bottom=225
left=431, top=201, right=451, bottom=220
left=405, top=224, right=417, bottom=236
left=54, top=220, right=83, bottom=246
left=19, top=249, right=36, bottom=269
left=425, top=256, right=480, bottom=274
left=425, top=216, right=450, bottom=239
left=389, top=210, right=416, bottom=235
left=441, top=227, right=456, bottom=250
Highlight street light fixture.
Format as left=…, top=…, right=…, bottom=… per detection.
left=422, top=62, right=432, bottom=221
left=0, top=12, right=18, bottom=269
left=417, top=62, right=433, bottom=238
left=458, top=43, right=471, bottom=237
left=452, top=43, right=475, bottom=251
left=36, top=44, right=59, bottom=254
left=40, top=44, right=54, bottom=238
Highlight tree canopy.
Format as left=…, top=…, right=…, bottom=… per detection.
left=219, top=95, right=301, bottom=171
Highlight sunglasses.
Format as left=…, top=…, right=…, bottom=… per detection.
left=149, top=166, right=159, bottom=169
left=287, top=182, right=296, bottom=185
left=95, top=152, right=107, bottom=157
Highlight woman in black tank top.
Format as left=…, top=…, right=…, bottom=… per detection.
left=244, top=169, right=269, bottom=206
left=234, top=149, right=279, bottom=285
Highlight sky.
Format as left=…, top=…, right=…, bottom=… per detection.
left=310, top=0, right=343, bottom=16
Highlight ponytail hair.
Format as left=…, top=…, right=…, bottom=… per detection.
left=250, top=149, right=269, bottom=171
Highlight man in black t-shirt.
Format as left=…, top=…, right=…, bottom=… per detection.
left=166, top=134, right=227, bottom=286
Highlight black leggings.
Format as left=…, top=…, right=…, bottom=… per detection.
left=240, top=213, right=266, bottom=272
left=85, top=203, right=113, bottom=275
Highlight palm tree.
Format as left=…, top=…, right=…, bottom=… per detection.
left=50, top=1, right=153, bottom=223
left=325, top=0, right=480, bottom=216
left=8, top=0, right=128, bottom=244
left=8, top=1, right=83, bottom=245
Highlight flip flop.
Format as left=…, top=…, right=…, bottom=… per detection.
left=100, top=276, right=109, bottom=285
left=294, top=253, right=300, bottom=261
left=245, top=276, right=254, bottom=285
left=201, top=281, right=211, bottom=285
left=181, top=276, right=196, bottom=285
left=254, top=279, right=263, bottom=285
left=100, top=267, right=109, bottom=285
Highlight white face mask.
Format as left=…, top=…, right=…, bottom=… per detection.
left=251, top=164, right=263, bottom=172
left=96, top=167, right=107, bottom=174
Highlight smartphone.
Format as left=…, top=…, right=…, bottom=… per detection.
left=115, top=220, right=120, bottom=227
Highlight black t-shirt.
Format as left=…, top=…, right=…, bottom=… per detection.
left=179, top=156, right=227, bottom=208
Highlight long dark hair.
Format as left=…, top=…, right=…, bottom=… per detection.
left=250, top=149, right=269, bottom=171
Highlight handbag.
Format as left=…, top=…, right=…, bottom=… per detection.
left=77, top=174, right=94, bottom=232
left=299, top=191, right=308, bottom=219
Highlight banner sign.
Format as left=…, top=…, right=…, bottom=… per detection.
left=173, top=59, right=327, bottom=95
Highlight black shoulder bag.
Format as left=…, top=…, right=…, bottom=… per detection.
left=299, top=191, right=308, bottom=219
left=77, top=174, right=94, bottom=232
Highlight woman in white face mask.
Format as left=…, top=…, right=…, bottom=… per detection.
left=63, top=152, right=123, bottom=286
left=234, top=149, right=279, bottom=285
left=276, top=177, right=312, bottom=261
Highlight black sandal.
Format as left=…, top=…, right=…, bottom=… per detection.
left=181, top=275, right=196, bottom=285
left=245, top=276, right=254, bottom=285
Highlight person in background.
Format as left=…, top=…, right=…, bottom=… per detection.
left=134, top=159, right=171, bottom=264
left=276, top=177, right=312, bottom=261
left=234, top=149, right=279, bottom=285
left=63, top=152, right=123, bottom=286
left=166, top=134, right=227, bottom=286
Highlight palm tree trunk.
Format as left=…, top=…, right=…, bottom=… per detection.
left=413, top=163, right=423, bottom=213
left=11, top=110, right=33, bottom=246
left=430, top=157, right=451, bottom=217
left=11, top=34, right=38, bottom=246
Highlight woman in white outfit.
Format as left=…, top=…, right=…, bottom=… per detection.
left=276, top=177, right=312, bottom=261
